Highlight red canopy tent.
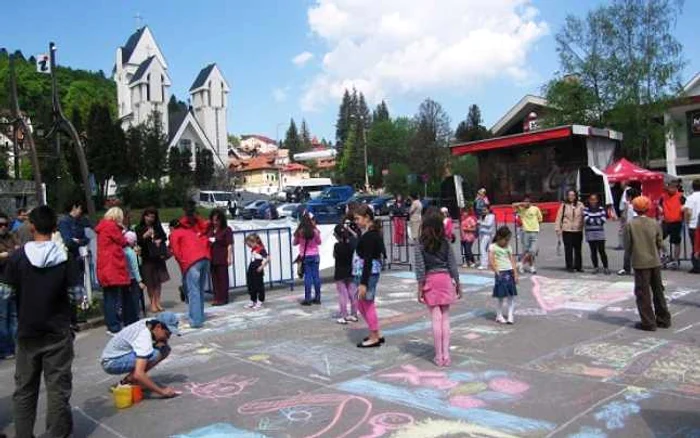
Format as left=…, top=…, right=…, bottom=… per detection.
left=604, top=158, right=665, bottom=211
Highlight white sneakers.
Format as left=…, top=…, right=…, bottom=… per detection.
left=495, top=315, right=506, bottom=324
left=337, top=315, right=359, bottom=324
left=246, top=301, right=263, bottom=309
left=336, top=318, right=348, bottom=324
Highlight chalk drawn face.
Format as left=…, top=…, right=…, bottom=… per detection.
left=185, top=374, right=259, bottom=400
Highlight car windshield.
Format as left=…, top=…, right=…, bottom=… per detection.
left=246, top=201, right=266, bottom=208
left=212, top=193, right=231, bottom=202
left=319, top=189, right=338, bottom=199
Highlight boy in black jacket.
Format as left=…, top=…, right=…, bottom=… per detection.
left=2, top=206, right=84, bottom=438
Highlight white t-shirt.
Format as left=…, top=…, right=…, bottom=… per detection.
left=101, top=320, right=154, bottom=360
left=685, top=192, right=700, bottom=228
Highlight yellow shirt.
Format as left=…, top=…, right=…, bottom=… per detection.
left=517, top=206, right=543, bottom=232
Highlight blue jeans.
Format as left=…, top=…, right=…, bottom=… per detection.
left=0, top=295, right=17, bottom=357
left=185, top=259, right=210, bottom=328
left=303, top=255, right=321, bottom=302
left=101, top=345, right=171, bottom=375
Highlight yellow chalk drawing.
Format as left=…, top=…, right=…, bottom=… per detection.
left=248, top=354, right=271, bottom=362
left=449, top=382, right=489, bottom=396
left=390, top=419, right=519, bottom=438
left=196, top=348, right=214, bottom=355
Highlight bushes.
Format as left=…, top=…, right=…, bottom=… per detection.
left=120, top=180, right=190, bottom=208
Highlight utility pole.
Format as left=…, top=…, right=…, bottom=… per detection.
left=362, top=116, right=369, bottom=193
left=48, top=42, right=96, bottom=216
left=8, top=54, right=43, bottom=203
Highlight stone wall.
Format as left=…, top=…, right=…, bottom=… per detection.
left=0, top=179, right=39, bottom=216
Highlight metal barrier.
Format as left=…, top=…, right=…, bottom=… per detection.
left=229, top=226, right=295, bottom=291
left=381, top=216, right=412, bottom=270
left=461, top=212, right=522, bottom=265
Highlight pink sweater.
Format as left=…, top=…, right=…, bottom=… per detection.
left=294, top=229, right=322, bottom=256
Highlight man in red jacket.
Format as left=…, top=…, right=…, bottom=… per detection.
left=170, top=202, right=211, bottom=328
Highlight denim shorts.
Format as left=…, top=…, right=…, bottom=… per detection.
left=101, top=345, right=170, bottom=375
left=522, top=232, right=539, bottom=255
left=354, top=274, right=380, bottom=301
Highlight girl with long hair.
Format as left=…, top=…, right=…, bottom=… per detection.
left=353, top=205, right=385, bottom=348
left=415, top=213, right=462, bottom=366
left=209, top=209, right=233, bottom=305
left=294, top=213, right=322, bottom=305
left=489, top=226, right=518, bottom=324
left=135, top=207, right=170, bottom=313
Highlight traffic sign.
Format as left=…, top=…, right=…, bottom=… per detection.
left=36, top=54, right=50, bottom=74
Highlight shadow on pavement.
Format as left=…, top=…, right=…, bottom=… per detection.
left=74, top=395, right=118, bottom=437
left=641, top=409, right=700, bottom=436
left=587, top=312, right=634, bottom=327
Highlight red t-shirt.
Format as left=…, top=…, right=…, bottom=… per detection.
left=660, top=192, right=684, bottom=223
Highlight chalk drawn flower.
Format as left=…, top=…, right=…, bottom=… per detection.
left=487, top=378, right=529, bottom=395
left=449, top=395, right=486, bottom=409
left=593, top=401, right=640, bottom=429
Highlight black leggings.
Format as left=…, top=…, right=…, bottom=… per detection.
left=588, top=240, right=608, bottom=269
left=562, top=231, right=583, bottom=270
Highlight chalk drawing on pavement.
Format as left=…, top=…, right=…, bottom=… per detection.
left=531, top=276, right=633, bottom=312
left=389, top=419, right=519, bottom=438
left=171, top=423, right=269, bottom=438
left=184, top=373, right=259, bottom=399
left=624, top=343, right=700, bottom=396
left=387, top=271, right=493, bottom=287
left=336, top=364, right=555, bottom=435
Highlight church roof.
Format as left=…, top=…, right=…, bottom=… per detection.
left=129, top=56, right=156, bottom=84
left=168, top=108, right=188, bottom=142
left=190, top=64, right=216, bottom=92
left=168, top=110, right=225, bottom=168
left=121, top=26, right=146, bottom=64
left=241, top=134, right=277, bottom=145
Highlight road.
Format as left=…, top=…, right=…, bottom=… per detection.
left=1, top=224, right=700, bottom=437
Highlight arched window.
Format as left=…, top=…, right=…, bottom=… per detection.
left=146, top=74, right=151, bottom=101
left=207, top=81, right=211, bottom=106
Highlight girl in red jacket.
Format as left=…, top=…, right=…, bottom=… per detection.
left=95, top=207, right=134, bottom=334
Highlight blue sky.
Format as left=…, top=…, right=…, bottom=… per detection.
left=1, top=0, right=698, bottom=142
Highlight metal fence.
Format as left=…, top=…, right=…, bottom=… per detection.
left=229, top=226, right=296, bottom=291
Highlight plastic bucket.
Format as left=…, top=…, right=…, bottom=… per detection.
left=132, top=385, right=143, bottom=404
left=112, top=385, right=133, bottom=409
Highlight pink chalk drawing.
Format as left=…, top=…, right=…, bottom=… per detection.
left=184, top=374, right=259, bottom=399
left=531, top=275, right=632, bottom=312
left=379, top=364, right=457, bottom=389
left=239, top=392, right=372, bottom=438
left=487, top=377, right=529, bottom=395
left=360, top=413, right=415, bottom=438
left=448, top=395, right=487, bottom=409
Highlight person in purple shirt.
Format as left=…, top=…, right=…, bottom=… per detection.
left=208, top=209, right=233, bottom=306
left=294, top=212, right=322, bottom=305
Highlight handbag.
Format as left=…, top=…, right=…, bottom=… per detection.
left=296, top=241, right=308, bottom=279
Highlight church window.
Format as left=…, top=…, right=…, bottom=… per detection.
left=207, top=81, right=212, bottom=106
left=146, top=74, right=151, bottom=101
left=220, top=82, right=225, bottom=107
left=161, top=74, right=165, bottom=102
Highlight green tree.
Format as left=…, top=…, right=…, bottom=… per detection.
left=300, top=119, right=312, bottom=152
left=125, top=125, right=144, bottom=182
left=367, top=117, right=415, bottom=187
left=410, top=98, right=451, bottom=181
left=455, top=104, right=491, bottom=142
left=551, top=0, right=685, bottom=162
left=227, top=134, right=240, bottom=149
left=385, top=163, right=410, bottom=196
left=542, top=76, right=600, bottom=127
left=372, top=100, right=390, bottom=124
left=284, top=118, right=302, bottom=156
left=86, top=104, right=126, bottom=195
left=338, top=126, right=364, bottom=187
left=194, top=148, right=215, bottom=187
left=141, top=111, right=169, bottom=182
left=335, top=89, right=352, bottom=154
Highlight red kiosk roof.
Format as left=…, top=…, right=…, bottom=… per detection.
left=451, top=126, right=573, bottom=155
left=604, top=158, right=663, bottom=183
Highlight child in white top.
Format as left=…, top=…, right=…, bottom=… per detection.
left=488, top=226, right=518, bottom=324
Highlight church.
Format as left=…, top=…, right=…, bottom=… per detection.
left=114, top=26, right=230, bottom=166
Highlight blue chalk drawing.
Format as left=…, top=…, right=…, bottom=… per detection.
left=382, top=309, right=488, bottom=336
left=567, top=426, right=608, bottom=438
left=593, top=401, right=641, bottom=430
left=387, top=271, right=493, bottom=286
left=336, top=378, right=555, bottom=434
left=171, top=423, right=270, bottom=438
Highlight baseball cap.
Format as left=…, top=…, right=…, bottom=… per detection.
left=155, top=311, right=180, bottom=336
left=632, top=196, right=651, bottom=213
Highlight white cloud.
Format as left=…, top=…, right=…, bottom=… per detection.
left=292, top=51, right=315, bottom=66
left=272, top=87, right=289, bottom=102
left=301, top=0, right=549, bottom=111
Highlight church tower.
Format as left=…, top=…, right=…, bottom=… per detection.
left=114, top=26, right=170, bottom=133
left=189, top=64, right=230, bottom=164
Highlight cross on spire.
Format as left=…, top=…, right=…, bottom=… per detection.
left=134, top=12, right=144, bottom=28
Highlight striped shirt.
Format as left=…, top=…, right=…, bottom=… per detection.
left=583, top=206, right=607, bottom=242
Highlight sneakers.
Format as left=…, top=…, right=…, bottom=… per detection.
left=517, top=262, right=524, bottom=274
left=253, top=301, right=263, bottom=309
left=245, top=301, right=256, bottom=309
left=478, top=266, right=486, bottom=271
left=507, top=316, right=515, bottom=325
left=617, top=269, right=629, bottom=276
left=495, top=315, right=506, bottom=324
left=530, top=266, right=537, bottom=274
left=336, top=318, right=348, bottom=325
left=345, top=315, right=359, bottom=322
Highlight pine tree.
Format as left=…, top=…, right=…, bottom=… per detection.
left=339, top=124, right=363, bottom=187
left=284, top=118, right=302, bottom=156
left=455, top=104, right=490, bottom=142
left=300, top=119, right=312, bottom=152
left=410, top=98, right=452, bottom=180
left=125, top=126, right=144, bottom=181
left=357, top=93, right=371, bottom=130
left=168, top=147, right=181, bottom=180
left=194, top=148, right=215, bottom=187
left=372, top=101, right=390, bottom=123
left=141, top=110, right=169, bottom=182
left=335, top=89, right=353, bottom=155
left=86, top=104, right=127, bottom=193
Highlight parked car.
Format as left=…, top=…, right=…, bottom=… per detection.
left=336, top=194, right=376, bottom=214
left=309, top=204, right=344, bottom=225
left=240, top=200, right=279, bottom=220
left=305, top=185, right=355, bottom=216
left=277, top=203, right=300, bottom=218
left=369, top=195, right=395, bottom=216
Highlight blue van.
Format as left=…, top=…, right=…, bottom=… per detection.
left=302, top=185, right=355, bottom=223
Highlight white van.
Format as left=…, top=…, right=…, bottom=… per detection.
left=197, top=191, right=233, bottom=209
left=284, top=178, right=332, bottom=201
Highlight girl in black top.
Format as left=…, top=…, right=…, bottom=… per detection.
left=333, top=224, right=358, bottom=324
left=354, top=205, right=385, bottom=348
left=135, top=207, right=170, bottom=313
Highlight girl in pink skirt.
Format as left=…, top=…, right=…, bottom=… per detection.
left=414, top=213, right=462, bottom=367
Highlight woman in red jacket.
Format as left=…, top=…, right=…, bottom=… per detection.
left=95, top=207, right=135, bottom=334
